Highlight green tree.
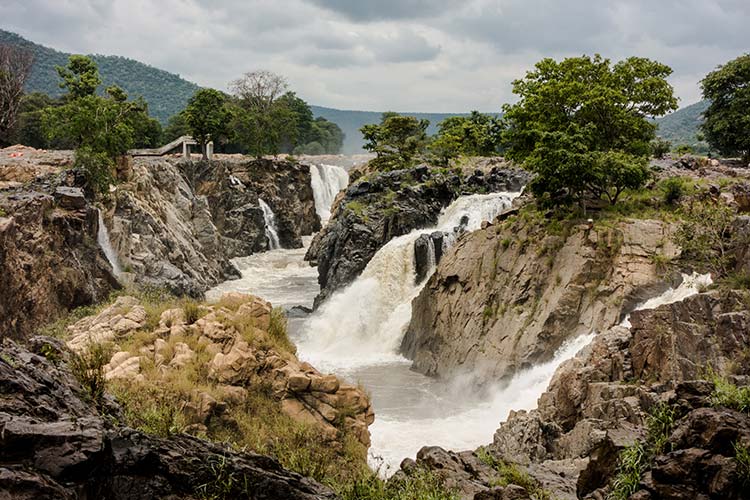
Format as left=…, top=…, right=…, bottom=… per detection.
left=361, top=113, right=429, bottom=170
left=503, top=55, right=677, bottom=206
left=162, top=113, right=191, bottom=143
left=184, top=88, right=231, bottom=159
left=701, top=54, right=750, bottom=163
left=56, top=54, right=101, bottom=99
left=43, top=57, right=157, bottom=193
left=431, top=111, right=502, bottom=164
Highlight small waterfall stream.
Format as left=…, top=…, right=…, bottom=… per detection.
left=310, top=164, right=349, bottom=224
left=97, top=210, right=122, bottom=277
left=258, top=198, right=281, bottom=250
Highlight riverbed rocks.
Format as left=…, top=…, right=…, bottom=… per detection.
left=63, top=293, right=374, bottom=449
left=0, top=338, right=337, bottom=499
left=306, top=162, right=530, bottom=306
left=402, top=214, right=679, bottom=385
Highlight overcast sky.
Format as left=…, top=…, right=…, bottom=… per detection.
left=2, top=0, right=748, bottom=112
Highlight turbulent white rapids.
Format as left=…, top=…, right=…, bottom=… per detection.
left=208, top=179, right=714, bottom=476
left=310, top=164, right=349, bottom=224
left=258, top=198, right=281, bottom=250
left=97, top=210, right=122, bottom=277
left=297, top=192, right=520, bottom=371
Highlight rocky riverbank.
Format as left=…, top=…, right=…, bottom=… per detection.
left=306, top=160, right=530, bottom=306
left=106, top=156, right=320, bottom=297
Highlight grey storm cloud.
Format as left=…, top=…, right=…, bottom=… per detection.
left=1, top=0, right=748, bottom=111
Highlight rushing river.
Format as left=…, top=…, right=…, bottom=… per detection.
left=205, top=163, right=712, bottom=475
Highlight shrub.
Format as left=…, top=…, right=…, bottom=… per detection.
left=476, top=448, right=550, bottom=500
left=710, top=376, right=750, bottom=413
left=69, top=342, right=111, bottom=408
left=735, top=441, right=750, bottom=487
left=661, top=177, right=684, bottom=205
left=337, top=467, right=458, bottom=500
left=675, top=201, right=736, bottom=277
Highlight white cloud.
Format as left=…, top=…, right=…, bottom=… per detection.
left=1, top=0, right=748, bottom=111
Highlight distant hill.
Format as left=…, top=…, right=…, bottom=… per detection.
left=0, top=29, right=200, bottom=124
left=654, top=100, right=708, bottom=148
left=311, top=106, right=483, bottom=154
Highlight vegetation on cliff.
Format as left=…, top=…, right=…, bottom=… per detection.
left=701, top=53, right=750, bottom=163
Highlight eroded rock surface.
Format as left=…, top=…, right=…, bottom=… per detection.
left=403, top=215, right=679, bottom=384
left=0, top=338, right=336, bottom=500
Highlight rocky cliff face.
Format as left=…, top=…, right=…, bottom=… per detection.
left=0, top=337, right=336, bottom=500
left=306, top=163, right=529, bottom=306
left=0, top=167, right=118, bottom=339
left=398, top=288, right=750, bottom=500
left=106, top=156, right=320, bottom=297
left=402, top=212, right=678, bottom=384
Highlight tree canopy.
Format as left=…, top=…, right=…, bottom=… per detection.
left=701, top=54, right=750, bottom=163
left=361, top=112, right=429, bottom=170
left=184, top=88, right=231, bottom=159
left=0, top=44, right=34, bottom=145
left=503, top=54, right=678, bottom=205
left=430, top=111, right=502, bottom=165
left=43, top=56, right=161, bottom=193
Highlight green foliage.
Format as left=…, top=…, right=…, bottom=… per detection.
left=674, top=144, right=695, bottom=155
left=361, top=112, right=429, bottom=170
left=661, top=177, right=685, bottom=204
left=337, top=468, right=458, bottom=500
left=162, top=112, right=191, bottom=143
left=73, top=145, right=115, bottom=194
left=268, top=307, right=296, bottom=354
left=430, top=111, right=502, bottom=164
left=503, top=54, right=677, bottom=206
left=69, top=342, right=111, bottom=409
left=675, top=201, right=736, bottom=276
left=609, top=403, right=677, bottom=499
left=56, top=54, right=101, bottom=98
left=184, top=88, right=231, bottom=158
left=701, top=54, right=750, bottom=162
left=735, top=441, right=750, bottom=487
left=475, top=448, right=550, bottom=500
left=650, top=138, right=672, bottom=158
left=710, top=375, right=750, bottom=413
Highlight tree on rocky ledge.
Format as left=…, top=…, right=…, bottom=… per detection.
left=361, top=112, right=429, bottom=170
left=184, top=88, right=231, bottom=159
left=701, top=54, right=750, bottom=164
left=503, top=55, right=678, bottom=206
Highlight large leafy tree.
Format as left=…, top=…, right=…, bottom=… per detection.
left=184, top=88, right=231, bottom=159
left=361, top=112, right=429, bottom=170
left=503, top=55, right=677, bottom=206
left=431, top=111, right=503, bottom=164
left=43, top=56, right=158, bottom=193
left=701, top=54, right=750, bottom=163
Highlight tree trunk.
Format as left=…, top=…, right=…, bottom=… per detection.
left=201, top=143, right=208, bottom=160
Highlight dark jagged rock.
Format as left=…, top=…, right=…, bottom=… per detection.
left=0, top=180, right=118, bottom=339
left=414, top=231, right=446, bottom=284
left=306, top=164, right=530, bottom=307
left=0, top=338, right=336, bottom=500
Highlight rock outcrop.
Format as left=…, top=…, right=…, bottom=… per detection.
left=402, top=214, right=679, bottom=384
left=306, top=162, right=529, bottom=306
left=0, top=169, right=118, bottom=339
left=401, top=288, right=750, bottom=499
left=107, top=156, right=320, bottom=297
left=64, top=293, right=374, bottom=449
left=0, top=338, right=336, bottom=500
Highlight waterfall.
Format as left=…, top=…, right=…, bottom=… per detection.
left=309, top=164, right=349, bottom=224
left=97, top=210, right=122, bottom=277
left=368, top=271, right=713, bottom=471
left=297, top=192, right=520, bottom=370
left=258, top=198, right=281, bottom=250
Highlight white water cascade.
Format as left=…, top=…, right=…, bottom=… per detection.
left=297, top=192, right=521, bottom=371
left=258, top=198, right=281, bottom=250
left=310, top=164, right=349, bottom=224
left=96, top=210, right=122, bottom=277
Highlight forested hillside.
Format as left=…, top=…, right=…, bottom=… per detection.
left=0, top=29, right=200, bottom=123
left=654, top=99, right=709, bottom=148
